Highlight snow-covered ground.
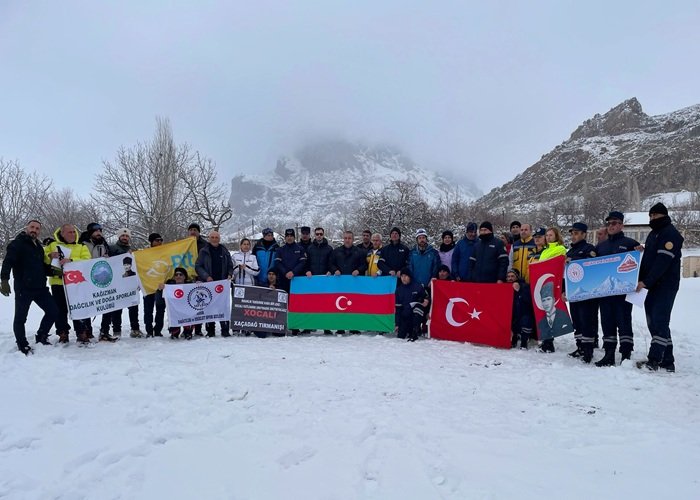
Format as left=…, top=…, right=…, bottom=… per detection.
left=1, top=278, right=699, bottom=499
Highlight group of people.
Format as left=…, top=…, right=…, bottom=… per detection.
left=1, top=202, right=684, bottom=372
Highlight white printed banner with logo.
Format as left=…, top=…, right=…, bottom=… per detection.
left=164, top=280, right=231, bottom=326
left=63, top=255, right=142, bottom=320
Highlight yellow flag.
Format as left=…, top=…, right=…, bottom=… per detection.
left=133, top=237, right=198, bottom=295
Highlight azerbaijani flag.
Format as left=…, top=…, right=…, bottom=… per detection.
left=288, top=275, right=397, bottom=332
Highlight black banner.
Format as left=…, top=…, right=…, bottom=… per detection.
left=231, top=285, right=288, bottom=334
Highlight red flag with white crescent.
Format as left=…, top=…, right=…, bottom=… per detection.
left=529, top=255, right=574, bottom=340
left=429, top=280, right=513, bottom=349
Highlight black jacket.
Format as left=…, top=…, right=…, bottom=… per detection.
left=330, top=245, right=367, bottom=275
left=566, top=239, right=597, bottom=261
left=306, top=238, right=333, bottom=275
left=274, top=242, right=307, bottom=277
left=639, top=216, right=683, bottom=290
left=195, top=243, right=234, bottom=281
left=382, top=240, right=410, bottom=272
left=469, top=234, right=509, bottom=283
left=595, top=231, right=639, bottom=256
left=1, top=232, right=52, bottom=291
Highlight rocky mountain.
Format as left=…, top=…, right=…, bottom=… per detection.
left=228, top=141, right=481, bottom=232
left=478, top=98, right=700, bottom=214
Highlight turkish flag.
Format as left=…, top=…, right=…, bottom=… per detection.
left=529, top=255, right=574, bottom=340
left=63, top=270, right=86, bottom=285
left=429, top=280, right=513, bottom=349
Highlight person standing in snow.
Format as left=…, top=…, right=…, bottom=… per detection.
left=468, top=222, right=509, bottom=283
left=1, top=219, right=58, bottom=355
left=594, top=211, right=640, bottom=367
left=231, top=238, right=260, bottom=286
left=452, top=222, right=478, bottom=281
left=142, top=233, right=167, bottom=338
left=195, top=230, right=234, bottom=337
left=381, top=227, right=410, bottom=277
left=636, top=203, right=684, bottom=372
left=509, top=223, right=536, bottom=283
left=357, top=229, right=372, bottom=254
left=437, top=230, right=456, bottom=272
left=252, top=228, right=279, bottom=286
left=106, top=228, right=143, bottom=338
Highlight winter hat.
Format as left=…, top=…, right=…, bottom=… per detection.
left=284, top=228, right=295, bottom=237
left=173, top=267, right=188, bottom=276
left=415, top=228, right=428, bottom=239
left=441, top=230, right=454, bottom=239
left=86, top=222, right=102, bottom=235
left=117, top=228, right=131, bottom=238
left=507, top=268, right=520, bottom=279
left=605, top=211, right=624, bottom=222
left=262, top=227, right=273, bottom=235
left=390, top=227, right=401, bottom=236
left=649, top=202, right=668, bottom=216
left=510, top=221, right=521, bottom=229
left=300, top=226, right=311, bottom=234
left=534, top=227, right=546, bottom=237
left=438, top=264, right=450, bottom=274
left=479, top=221, right=493, bottom=233
left=399, top=267, right=412, bottom=278
left=466, top=222, right=478, bottom=232
left=188, top=223, right=201, bottom=232
left=148, top=233, right=163, bottom=243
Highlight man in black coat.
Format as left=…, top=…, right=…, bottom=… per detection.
left=305, top=227, right=333, bottom=277
left=594, top=211, right=641, bottom=367
left=468, top=222, right=508, bottom=283
left=195, top=230, right=234, bottom=337
left=330, top=231, right=367, bottom=276
left=381, top=227, right=410, bottom=276
left=1, top=220, right=58, bottom=354
left=636, top=203, right=684, bottom=372
left=566, top=222, right=599, bottom=362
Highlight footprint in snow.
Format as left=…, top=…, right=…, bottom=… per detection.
left=277, top=446, right=317, bottom=469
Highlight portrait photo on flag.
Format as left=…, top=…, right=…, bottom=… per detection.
left=429, top=280, right=513, bottom=349
left=529, top=255, right=574, bottom=340
left=164, top=279, right=231, bottom=327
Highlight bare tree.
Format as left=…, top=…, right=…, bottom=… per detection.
left=0, top=158, right=52, bottom=256
left=94, top=117, right=228, bottom=246
left=37, top=188, right=102, bottom=238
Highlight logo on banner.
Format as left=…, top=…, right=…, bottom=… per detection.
left=278, top=292, right=287, bottom=303
left=617, top=254, right=638, bottom=273
left=445, top=297, right=482, bottom=327
left=566, top=263, right=584, bottom=283
left=215, top=284, right=224, bottom=293
left=90, top=261, right=113, bottom=288
left=234, top=287, right=245, bottom=299
left=174, top=288, right=184, bottom=299
left=187, top=286, right=213, bottom=310
left=64, top=270, right=86, bottom=285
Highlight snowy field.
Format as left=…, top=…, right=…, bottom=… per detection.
left=1, top=279, right=699, bottom=500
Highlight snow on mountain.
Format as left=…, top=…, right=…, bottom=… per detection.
left=228, top=141, right=481, bottom=233
left=478, top=98, right=700, bottom=213
left=592, top=275, right=635, bottom=295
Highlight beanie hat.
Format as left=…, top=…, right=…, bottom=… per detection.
left=86, top=222, right=102, bottom=235
left=173, top=267, right=188, bottom=276
left=415, top=228, right=428, bottom=239
left=649, top=202, right=668, bottom=216
left=480, top=221, right=493, bottom=233
left=390, top=227, right=401, bottom=236
left=507, top=268, right=520, bottom=278
left=117, top=228, right=131, bottom=238
left=510, top=221, right=521, bottom=229
left=441, top=230, right=454, bottom=239
left=399, top=267, right=412, bottom=278
left=148, top=233, right=162, bottom=243
left=466, top=222, right=478, bottom=232
left=188, top=223, right=201, bottom=232
left=438, top=264, right=450, bottom=274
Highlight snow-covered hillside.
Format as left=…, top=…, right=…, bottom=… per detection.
left=1, top=278, right=699, bottom=499
left=479, top=98, right=700, bottom=213
left=228, top=141, right=481, bottom=233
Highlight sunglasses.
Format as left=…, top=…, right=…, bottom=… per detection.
left=315, top=232, right=324, bottom=236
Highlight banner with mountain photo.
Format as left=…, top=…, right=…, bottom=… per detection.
left=63, top=255, right=141, bottom=320
left=429, top=280, right=513, bottom=348
left=564, top=251, right=641, bottom=302
left=529, top=255, right=574, bottom=340
left=288, top=275, right=396, bottom=332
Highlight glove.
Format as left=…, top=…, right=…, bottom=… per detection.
left=0, top=279, right=10, bottom=297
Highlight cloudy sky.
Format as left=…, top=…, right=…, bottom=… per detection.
left=1, top=1, right=698, bottom=195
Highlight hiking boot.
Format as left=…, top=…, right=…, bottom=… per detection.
left=170, top=331, right=180, bottom=339
left=636, top=359, right=660, bottom=371
left=57, top=330, right=69, bottom=343
left=595, top=350, right=616, bottom=367
left=660, top=362, right=675, bottom=373
left=113, top=330, right=122, bottom=338
left=130, top=329, right=143, bottom=338
left=19, top=344, right=33, bottom=356
left=99, top=332, right=118, bottom=342
left=206, top=332, right=216, bottom=338
left=87, top=330, right=95, bottom=339
left=538, top=340, right=555, bottom=353
left=222, top=331, right=231, bottom=338
left=568, top=347, right=583, bottom=358
left=35, top=334, right=51, bottom=346
left=154, top=332, right=163, bottom=337
left=76, top=331, right=90, bottom=344
left=581, top=346, right=594, bottom=364
left=619, top=349, right=632, bottom=363
left=324, top=330, right=333, bottom=335
left=184, top=331, right=193, bottom=340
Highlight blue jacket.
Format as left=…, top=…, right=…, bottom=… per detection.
left=252, top=238, right=279, bottom=285
left=382, top=240, right=410, bottom=272
left=451, top=237, right=477, bottom=281
left=469, top=234, right=509, bottom=283
left=274, top=242, right=307, bottom=278
left=639, top=216, right=683, bottom=290
left=408, top=245, right=440, bottom=287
